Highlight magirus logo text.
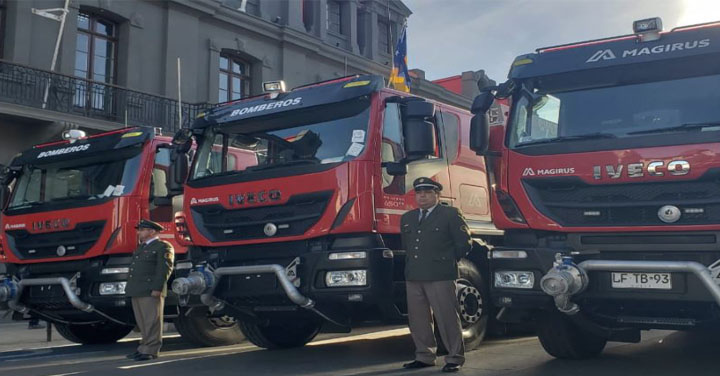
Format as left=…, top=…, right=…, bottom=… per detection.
left=586, top=39, right=710, bottom=63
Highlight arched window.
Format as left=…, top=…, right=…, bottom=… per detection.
left=219, top=55, right=249, bottom=102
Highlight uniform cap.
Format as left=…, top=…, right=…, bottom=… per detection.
left=413, top=177, right=442, bottom=191
left=135, top=219, right=164, bottom=231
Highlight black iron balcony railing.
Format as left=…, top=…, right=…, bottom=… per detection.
left=0, top=60, right=211, bottom=133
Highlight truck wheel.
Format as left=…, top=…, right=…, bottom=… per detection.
left=174, top=310, right=245, bottom=347
left=437, top=259, right=489, bottom=353
left=239, top=318, right=321, bottom=349
left=55, top=321, right=133, bottom=344
left=536, top=310, right=607, bottom=359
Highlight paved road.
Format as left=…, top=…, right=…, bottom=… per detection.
left=0, top=321, right=718, bottom=376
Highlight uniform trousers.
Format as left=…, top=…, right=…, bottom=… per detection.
left=406, top=280, right=465, bottom=365
left=131, top=296, right=165, bottom=356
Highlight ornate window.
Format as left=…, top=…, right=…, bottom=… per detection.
left=74, top=12, right=118, bottom=110
left=219, top=55, right=249, bottom=102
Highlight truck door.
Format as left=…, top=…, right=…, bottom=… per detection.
left=148, top=147, right=186, bottom=248
left=439, top=109, right=492, bottom=223
left=376, top=100, right=451, bottom=232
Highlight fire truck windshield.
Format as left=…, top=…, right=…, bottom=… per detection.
left=508, top=73, right=720, bottom=149
left=7, top=152, right=142, bottom=211
left=192, top=97, right=371, bottom=179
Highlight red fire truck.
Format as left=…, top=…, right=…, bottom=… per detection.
left=470, top=18, right=720, bottom=358
left=0, top=127, right=246, bottom=346
left=168, top=75, right=503, bottom=349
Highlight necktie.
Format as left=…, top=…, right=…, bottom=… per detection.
left=419, top=209, right=428, bottom=225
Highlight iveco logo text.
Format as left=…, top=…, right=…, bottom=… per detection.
left=189, top=197, right=220, bottom=205
left=522, top=167, right=575, bottom=177
left=32, top=218, right=71, bottom=231
left=586, top=39, right=710, bottom=63
left=229, top=190, right=281, bottom=206
left=37, top=144, right=90, bottom=159
left=593, top=160, right=690, bottom=179
left=229, top=98, right=302, bottom=117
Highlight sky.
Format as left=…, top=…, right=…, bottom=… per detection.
left=404, top=0, right=720, bottom=82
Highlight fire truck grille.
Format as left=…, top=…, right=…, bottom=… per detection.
left=191, top=190, right=333, bottom=241
left=5, top=221, right=106, bottom=260
left=522, top=170, right=720, bottom=226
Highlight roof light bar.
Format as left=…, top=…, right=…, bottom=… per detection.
left=633, top=17, right=663, bottom=42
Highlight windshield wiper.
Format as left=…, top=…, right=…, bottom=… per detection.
left=7, top=201, right=46, bottom=210
left=247, top=159, right=320, bottom=172
left=193, top=170, right=243, bottom=180
left=627, top=122, right=720, bottom=135
left=516, top=132, right=617, bottom=147
left=48, top=195, right=93, bottom=202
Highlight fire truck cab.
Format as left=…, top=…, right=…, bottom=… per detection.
left=169, top=75, right=503, bottom=350
left=0, top=127, right=245, bottom=346
left=470, top=18, right=720, bottom=358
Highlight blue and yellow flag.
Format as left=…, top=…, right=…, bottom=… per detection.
left=389, top=23, right=411, bottom=92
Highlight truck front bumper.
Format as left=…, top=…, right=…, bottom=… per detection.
left=172, top=247, right=397, bottom=324
left=490, top=246, right=720, bottom=327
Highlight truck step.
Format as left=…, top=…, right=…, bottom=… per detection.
left=616, top=316, right=696, bottom=327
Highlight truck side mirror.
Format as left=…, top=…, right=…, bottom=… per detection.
left=0, top=185, right=9, bottom=210
left=471, top=91, right=494, bottom=115
left=403, top=101, right=436, bottom=157
left=0, top=164, right=11, bottom=186
left=172, top=128, right=193, bottom=153
left=470, top=92, right=495, bottom=155
left=167, top=149, right=189, bottom=194
left=382, top=161, right=408, bottom=176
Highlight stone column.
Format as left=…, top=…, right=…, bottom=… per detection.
left=346, top=0, right=360, bottom=54
left=283, top=0, right=305, bottom=32
left=318, top=0, right=328, bottom=41
left=368, top=11, right=378, bottom=61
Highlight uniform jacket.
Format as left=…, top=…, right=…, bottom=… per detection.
left=125, top=239, right=175, bottom=297
left=401, top=205, right=472, bottom=281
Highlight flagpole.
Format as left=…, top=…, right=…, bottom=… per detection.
left=386, top=0, right=393, bottom=88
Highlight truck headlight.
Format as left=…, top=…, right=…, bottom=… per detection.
left=101, top=267, right=129, bottom=275
left=494, top=271, right=534, bottom=289
left=175, top=262, right=193, bottom=270
left=491, top=250, right=528, bottom=259
left=325, top=270, right=367, bottom=287
left=99, top=281, right=127, bottom=295
left=328, top=251, right=367, bottom=260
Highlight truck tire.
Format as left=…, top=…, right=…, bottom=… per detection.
left=174, top=310, right=245, bottom=347
left=437, top=259, right=489, bottom=353
left=239, top=318, right=321, bottom=349
left=536, top=310, right=607, bottom=359
left=55, top=321, right=133, bottom=345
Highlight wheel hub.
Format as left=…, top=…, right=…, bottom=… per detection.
left=457, top=284, right=482, bottom=324
left=209, top=315, right=236, bottom=328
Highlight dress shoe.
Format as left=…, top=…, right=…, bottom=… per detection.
left=134, top=353, right=158, bottom=361
left=125, top=351, right=141, bottom=359
left=402, top=360, right=434, bottom=369
left=442, top=363, right=461, bottom=373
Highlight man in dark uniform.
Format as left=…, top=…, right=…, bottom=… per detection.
left=125, top=219, right=174, bottom=361
left=401, top=177, right=472, bottom=373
